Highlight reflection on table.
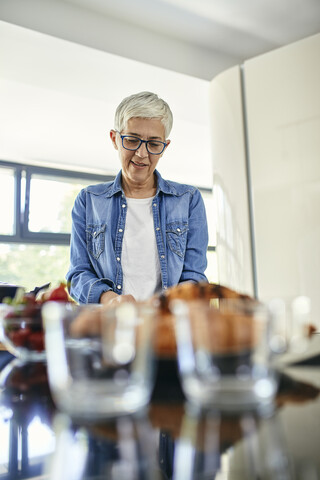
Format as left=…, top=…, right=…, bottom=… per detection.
left=0, top=353, right=320, bottom=480
left=0, top=359, right=55, bottom=479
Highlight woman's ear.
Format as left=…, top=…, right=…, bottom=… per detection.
left=162, top=139, right=171, bottom=155
left=110, top=130, right=118, bottom=150
left=159, top=139, right=170, bottom=159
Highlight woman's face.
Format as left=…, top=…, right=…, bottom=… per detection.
left=110, top=117, right=170, bottom=193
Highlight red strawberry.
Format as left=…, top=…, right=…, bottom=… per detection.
left=9, top=328, right=32, bottom=347
left=46, top=282, right=69, bottom=302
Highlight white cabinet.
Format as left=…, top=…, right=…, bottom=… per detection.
left=209, top=66, right=254, bottom=296
left=210, top=33, right=320, bottom=327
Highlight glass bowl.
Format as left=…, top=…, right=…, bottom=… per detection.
left=0, top=302, right=46, bottom=362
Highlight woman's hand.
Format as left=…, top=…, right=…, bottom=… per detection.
left=99, top=290, right=136, bottom=306
left=70, top=292, right=136, bottom=337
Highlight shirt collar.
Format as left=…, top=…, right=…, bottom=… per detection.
left=106, top=169, right=178, bottom=197
left=155, top=170, right=180, bottom=195
left=104, top=170, right=123, bottom=197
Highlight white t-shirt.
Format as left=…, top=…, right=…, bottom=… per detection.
left=121, top=197, right=162, bottom=301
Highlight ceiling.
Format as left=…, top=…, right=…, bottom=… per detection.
left=1, top=0, right=320, bottom=80
left=65, top=0, right=320, bottom=63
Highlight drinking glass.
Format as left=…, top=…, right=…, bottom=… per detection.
left=42, top=302, right=156, bottom=420
left=171, top=298, right=278, bottom=412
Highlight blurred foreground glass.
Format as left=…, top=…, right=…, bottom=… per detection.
left=171, top=299, right=278, bottom=412
left=268, top=296, right=315, bottom=355
left=0, top=303, right=46, bottom=362
left=43, top=302, right=156, bottom=420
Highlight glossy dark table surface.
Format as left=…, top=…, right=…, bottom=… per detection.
left=0, top=350, right=320, bottom=480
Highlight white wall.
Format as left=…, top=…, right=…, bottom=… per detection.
left=244, top=33, right=320, bottom=326
left=0, top=21, right=212, bottom=188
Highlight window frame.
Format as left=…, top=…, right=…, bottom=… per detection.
left=0, top=160, right=113, bottom=245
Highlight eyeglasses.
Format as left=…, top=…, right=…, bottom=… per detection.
left=116, top=131, right=167, bottom=155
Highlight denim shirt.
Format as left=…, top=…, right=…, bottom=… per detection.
left=66, top=170, right=208, bottom=304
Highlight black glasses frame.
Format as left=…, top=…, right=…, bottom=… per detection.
left=116, top=131, right=167, bottom=155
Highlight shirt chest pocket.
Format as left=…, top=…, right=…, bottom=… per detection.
left=86, top=224, right=106, bottom=259
left=166, top=221, right=188, bottom=258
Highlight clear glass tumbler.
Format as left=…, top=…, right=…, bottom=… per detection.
left=171, top=298, right=279, bottom=412
left=43, top=302, right=156, bottom=420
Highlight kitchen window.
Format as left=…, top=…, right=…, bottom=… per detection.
left=0, top=161, right=111, bottom=291
left=0, top=161, right=217, bottom=291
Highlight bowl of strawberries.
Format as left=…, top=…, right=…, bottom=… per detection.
left=0, top=282, right=72, bottom=362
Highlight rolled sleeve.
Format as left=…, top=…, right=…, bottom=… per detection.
left=66, top=190, right=115, bottom=304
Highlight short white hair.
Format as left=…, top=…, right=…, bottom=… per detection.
left=114, top=91, right=173, bottom=138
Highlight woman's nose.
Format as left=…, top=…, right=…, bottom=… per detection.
left=136, top=141, right=148, bottom=157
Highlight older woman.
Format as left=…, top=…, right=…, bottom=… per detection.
left=66, top=91, right=208, bottom=306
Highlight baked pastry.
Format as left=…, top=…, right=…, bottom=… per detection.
left=152, top=281, right=256, bottom=357
left=157, top=281, right=252, bottom=303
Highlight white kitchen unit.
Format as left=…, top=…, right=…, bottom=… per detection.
left=210, top=33, right=320, bottom=328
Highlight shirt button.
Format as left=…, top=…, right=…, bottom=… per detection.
left=176, top=228, right=181, bottom=232
left=156, top=227, right=160, bottom=231
left=93, top=231, right=97, bottom=237
left=117, top=285, right=122, bottom=290
left=153, top=203, right=157, bottom=207
left=122, top=204, right=126, bottom=208
left=116, top=257, right=120, bottom=261
left=119, top=228, right=123, bottom=233
left=161, top=255, right=165, bottom=259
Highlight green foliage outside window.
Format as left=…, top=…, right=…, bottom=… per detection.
left=0, top=244, right=70, bottom=292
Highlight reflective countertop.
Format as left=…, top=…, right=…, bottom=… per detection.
left=0, top=351, right=320, bottom=480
